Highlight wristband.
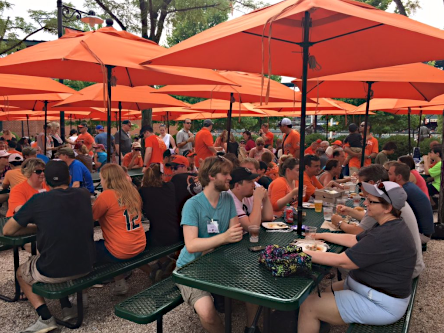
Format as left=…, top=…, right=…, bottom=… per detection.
left=338, top=220, right=343, bottom=229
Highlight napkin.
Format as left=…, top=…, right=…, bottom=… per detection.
left=321, top=220, right=340, bottom=231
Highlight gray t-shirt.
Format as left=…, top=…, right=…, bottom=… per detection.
left=95, top=132, right=114, bottom=152
left=176, top=129, right=193, bottom=155
left=114, top=130, right=131, bottom=156
left=346, top=218, right=416, bottom=298
left=358, top=202, right=424, bottom=278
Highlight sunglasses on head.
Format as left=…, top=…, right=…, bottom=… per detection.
left=33, top=169, right=45, bottom=175
left=376, top=181, right=392, bottom=205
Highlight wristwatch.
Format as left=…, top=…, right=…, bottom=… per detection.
left=337, top=220, right=343, bottom=229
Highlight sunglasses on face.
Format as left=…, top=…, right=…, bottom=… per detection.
left=365, top=198, right=382, bottom=205
left=134, top=148, right=141, bottom=151
left=257, top=143, right=264, bottom=146
left=185, top=122, right=191, bottom=125
left=33, top=169, right=45, bottom=175
left=0, top=156, right=8, bottom=159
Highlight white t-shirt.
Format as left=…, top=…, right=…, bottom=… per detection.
left=228, top=190, right=254, bottom=219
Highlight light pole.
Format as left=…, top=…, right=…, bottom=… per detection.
left=56, top=0, right=103, bottom=138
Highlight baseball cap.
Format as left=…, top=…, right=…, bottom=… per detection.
left=230, top=167, right=260, bottom=185
left=361, top=181, right=407, bottom=210
left=132, top=142, right=141, bottom=148
left=349, top=123, right=358, bottom=132
left=277, top=118, right=292, bottom=127
left=77, top=122, right=88, bottom=128
left=203, top=119, right=213, bottom=127
left=95, top=144, right=105, bottom=151
left=122, top=120, right=132, bottom=125
left=315, top=139, right=322, bottom=144
left=0, top=150, right=11, bottom=158
left=56, top=147, right=75, bottom=158
left=45, top=160, right=70, bottom=187
left=74, top=142, right=83, bottom=150
left=8, top=153, right=23, bottom=163
left=95, top=125, right=104, bottom=130
left=332, top=140, right=342, bottom=145
left=183, top=149, right=196, bottom=157
left=166, top=155, right=190, bottom=168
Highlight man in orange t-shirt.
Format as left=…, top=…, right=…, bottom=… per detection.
left=141, top=125, right=167, bottom=172
left=304, top=139, right=321, bottom=155
left=345, top=122, right=379, bottom=175
left=303, top=155, right=324, bottom=201
left=259, top=123, right=274, bottom=148
left=195, top=119, right=219, bottom=167
left=76, top=122, right=95, bottom=153
left=279, top=118, right=300, bottom=158
left=122, top=142, right=144, bottom=169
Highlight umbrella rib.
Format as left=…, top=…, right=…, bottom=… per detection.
left=313, top=24, right=384, bottom=45
left=408, top=82, right=429, bottom=101
left=125, top=68, right=134, bottom=87
left=307, top=81, right=324, bottom=95
left=242, top=31, right=303, bottom=46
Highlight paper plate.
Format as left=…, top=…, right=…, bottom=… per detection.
left=261, top=222, right=289, bottom=230
left=302, top=202, right=315, bottom=209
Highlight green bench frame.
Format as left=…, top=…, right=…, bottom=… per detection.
left=32, top=241, right=184, bottom=329
left=115, top=276, right=183, bottom=333
left=346, top=277, right=419, bottom=333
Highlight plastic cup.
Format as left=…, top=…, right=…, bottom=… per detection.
left=305, top=226, right=317, bottom=241
left=352, top=194, right=361, bottom=207
left=314, top=200, right=323, bottom=213
left=323, top=206, right=333, bottom=221
left=248, top=225, right=260, bottom=243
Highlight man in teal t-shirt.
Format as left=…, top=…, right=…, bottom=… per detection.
left=176, top=156, right=245, bottom=333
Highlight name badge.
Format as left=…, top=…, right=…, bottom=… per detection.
left=207, top=219, right=220, bottom=234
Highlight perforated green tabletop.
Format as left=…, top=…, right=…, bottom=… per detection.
left=174, top=207, right=345, bottom=311
left=0, top=217, right=36, bottom=246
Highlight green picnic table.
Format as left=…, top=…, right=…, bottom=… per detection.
left=0, top=217, right=36, bottom=302
left=173, top=206, right=345, bottom=333
left=91, top=168, right=144, bottom=182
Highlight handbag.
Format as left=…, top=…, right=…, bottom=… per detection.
left=259, top=244, right=312, bottom=277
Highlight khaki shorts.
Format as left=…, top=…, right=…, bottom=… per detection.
left=176, top=283, right=212, bottom=308
left=19, top=255, right=87, bottom=286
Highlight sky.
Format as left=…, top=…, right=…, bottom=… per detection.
left=4, top=0, right=444, bottom=83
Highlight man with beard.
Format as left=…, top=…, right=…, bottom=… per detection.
left=228, top=167, right=273, bottom=231
left=175, top=156, right=243, bottom=333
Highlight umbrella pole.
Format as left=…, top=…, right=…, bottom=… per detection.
left=297, top=11, right=311, bottom=236
left=106, top=65, right=113, bottom=163
left=26, top=115, right=30, bottom=137
left=361, top=82, right=373, bottom=167
left=167, top=112, right=170, bottom=134
left=439, top=107, right=444, bottom=225
left=325, top=116, right=329, bottom=140
left=408, top=107, right=411, bottom=155
left=416, top=108, right=422, bottom=148
left=118, top=101, right=122, bottom=165
left=314, top=115, right=317, bottom=133
left=21, top=121, right=24, bottom=138
left=44, top=100, right=48, bottom=157
left=226, top=93, right=234, bottom=152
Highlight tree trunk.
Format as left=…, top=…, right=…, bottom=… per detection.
left=139, top=0, right=149, bottom=39
left=142, top=109, right=152, bottom=127
left=393, top=0, right=408, bottom=16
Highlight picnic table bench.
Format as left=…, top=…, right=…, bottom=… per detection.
left=0, top=217, right=36, bottom=302
left=32, top=240, right=184, bottom=329
left=347, top=277, right=419, bottom=333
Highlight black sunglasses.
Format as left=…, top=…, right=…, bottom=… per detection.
left=257, top=143, right=264, bottom=146
left=185, top=122, right=191, bottom=124
left=33, top=169, right=45, bottom=175
left=376, top=181, right=392, bottom=204
left=366, top=198, right=382, bottom=205
left=134, top=148, right=141, bottom=151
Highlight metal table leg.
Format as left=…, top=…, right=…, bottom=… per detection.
left=224, top=297, right=232, bottom=333
left=0, top=246, right=23, bottom=302
left=247, top=306, right=263, bottom=333
left=263, top=307, right=271, bottom=333
left=55, top=291, right=84, bottom=329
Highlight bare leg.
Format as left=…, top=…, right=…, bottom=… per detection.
left=245, top=302, right=259, bottom=326
left=194, top=296, right=224, bottom=333
left=298, top=292, right=346, bottom=333
left=17, top=267, right=45, bottom=309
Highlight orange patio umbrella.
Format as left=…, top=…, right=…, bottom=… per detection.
left=144, top=0, right=444, bottom=232
left=293, top=62, right=444, bottom=165
left=152, top=105, right=203, bottom=128
left=0, top=74, right=77, bottom=96
left=55, top=83, right=187, bottom=164
left=0, top=25, right=237, bottom=161
left=186, top=99, right=266, bottom=116
left=154, top=71, right=300, bottom=142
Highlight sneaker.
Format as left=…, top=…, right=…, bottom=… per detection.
left=68, top=292, right=88, bottom=309
left=62, top=306, right=77, bottom=322
left=20, top=316, right=57, bottom=333
left=112, top=279, right=129, bottom=296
